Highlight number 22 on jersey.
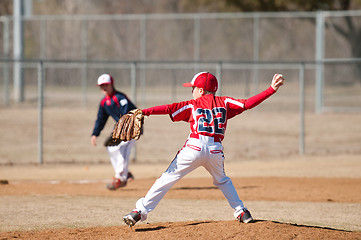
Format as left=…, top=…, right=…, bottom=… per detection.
left=196, top=107, right=226, bottom=135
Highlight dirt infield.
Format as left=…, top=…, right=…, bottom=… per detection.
left=1, top=107, right=361, bottom=239
left=1, top=156, right=361, bottom=239
left=1, top=221, right=360, bottom=240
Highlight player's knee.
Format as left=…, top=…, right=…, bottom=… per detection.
left=213, top=176, right=231, bottom=186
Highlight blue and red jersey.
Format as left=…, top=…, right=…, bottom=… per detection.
left=142, top=86, right=276, bottom=141
left=92, top=90, right=136, bottom=136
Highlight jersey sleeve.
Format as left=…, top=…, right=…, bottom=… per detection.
left=225, top=86, right=276, bottom=119
left=125, top=97, right=137, bottom=114
left=243, top=86, right=276, bottom=110
left=224, top=97, right=246, bottom=119
left=142, top=101, right=193, bottom=122
left=169, top=101, right=194, bottom=122
left=142, top=105, right=172, bottom=116
left=91, top=103, right=109, bottom=136
left=115, top=92, right=137, bottom=119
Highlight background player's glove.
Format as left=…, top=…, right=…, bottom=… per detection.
left=104, top=135, right=121, bottom=147
left=112, top=109, right=144, bottom=142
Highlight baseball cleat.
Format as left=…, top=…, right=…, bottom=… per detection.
left=106, top=178, right=126, bottom=190
left=237, top=209, right=253, bottom=223
left=127, top=172, right=135, bottom=181
left=123, top=210, right=141, bottom=227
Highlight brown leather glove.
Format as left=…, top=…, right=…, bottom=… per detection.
left=112, top=109, right=144, bottom=142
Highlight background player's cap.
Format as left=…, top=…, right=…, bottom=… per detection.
left=97, top=74, right=114, bottom=86
left=183, top=72, right=218, bottom=92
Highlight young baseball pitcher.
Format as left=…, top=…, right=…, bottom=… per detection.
left=123, top=72, right=284, bottom=226
left=91, top=74, right=137, bottom=190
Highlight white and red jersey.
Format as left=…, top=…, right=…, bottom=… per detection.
left=142, top=86, right=276, bottom=141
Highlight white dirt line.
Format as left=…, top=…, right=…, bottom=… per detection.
left=9, top=179, right=110, bottom=184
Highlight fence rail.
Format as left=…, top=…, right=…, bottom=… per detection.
left=1, top=58, right=361, bottom=164
left=2, top=10, right=361, bottom=107
left=2, top=57, right=361, bottom=109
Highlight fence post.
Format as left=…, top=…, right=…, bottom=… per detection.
left=13, top=0, right=25, bottom=102
left=139, top=17, right=147, bottom=107
left=216, top=62, right=222, bottom=96
left=131, top=62, right=137, bottom=103
left=299, top=63, right=305, bottom=155
left=3, top=17, right=10, bottom=106
left=38, top=61, right=44, bottom=164
left=131, top=62, right=137, bottom=162
left=315, top=11, right=325, bottom=113
left=81, top=19, right=88, bottom=108
left=40, top=19, right=47, bottom=58
left=193, top=16, right=200, bottom=72
left=253, top=13, right=260, bottom=94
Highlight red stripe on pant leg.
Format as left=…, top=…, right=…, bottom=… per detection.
left=186, top=144, right=201, bottom=151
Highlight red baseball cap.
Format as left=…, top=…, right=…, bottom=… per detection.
left=97, top=74, right=114, bottom=86
left=183, top=72, right=218, bottom=92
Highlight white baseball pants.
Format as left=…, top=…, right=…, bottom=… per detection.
left=134, top=135, right=246, bottom=221
left=106, top=139, right=135, bottom=181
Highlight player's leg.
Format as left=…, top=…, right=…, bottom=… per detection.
left=204, top=149, right=243, bottom=208
left=107, top=140, right=135, bottom=180
left=204, top=145, right=253, bottom=223
left=107, top=145, right=119, bottom=173
left=124, top=139, right=204, bottom=226
left=136, top=151, right=201, bottom=217
left=106, top=140, right=135, bottom=190
left=117, top=139, right=135, bottom=181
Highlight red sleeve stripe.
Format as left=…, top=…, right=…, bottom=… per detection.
left=100, top=98, right=106, bottom=107
left=112, top=95, right=120, bottom=108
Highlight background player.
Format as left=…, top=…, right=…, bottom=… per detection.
left=122, top=72, right=284, bottom=226
left=91, top=73, right=137, bottom=190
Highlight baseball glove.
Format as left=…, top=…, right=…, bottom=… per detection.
left=112, top=109, right=144, bottom=142
left=104, top=135, right=121, bottom=147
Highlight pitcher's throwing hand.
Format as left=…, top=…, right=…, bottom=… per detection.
left=271, top=73, right=285, bottom=91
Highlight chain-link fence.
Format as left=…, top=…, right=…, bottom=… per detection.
left=1, top=59, right=360, bottom=165
left=1, top=11, right=361, bottom=164
left=2, top=11, right=361, bottom=108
